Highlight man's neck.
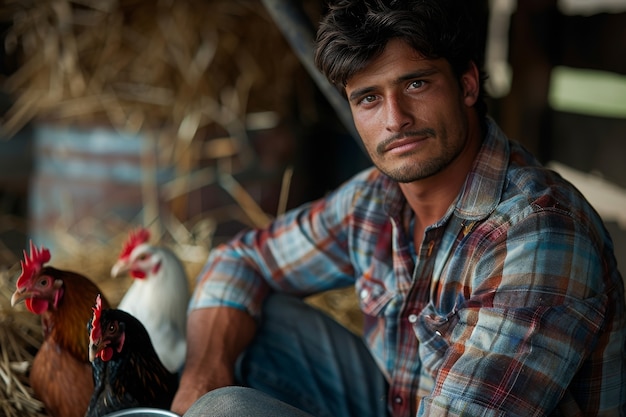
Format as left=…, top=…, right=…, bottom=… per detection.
left=399, top=117, right=484, bottom=239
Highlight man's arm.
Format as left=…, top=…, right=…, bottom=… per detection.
left=170, top=306, right=257, bottom=415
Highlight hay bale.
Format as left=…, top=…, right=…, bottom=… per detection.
left=1, top=0, right=305, bottom=140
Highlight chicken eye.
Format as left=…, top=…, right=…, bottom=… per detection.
left=137, top=253, right=149, bottom=261
left=107, top=322, right=118, bottom=334
left=39, top=277, right=48, bottom=287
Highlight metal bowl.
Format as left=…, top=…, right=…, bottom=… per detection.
left=103, top=408, right=180, bottom=417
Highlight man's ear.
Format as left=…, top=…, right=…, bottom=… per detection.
left=461, top=61, right=480, bottom=107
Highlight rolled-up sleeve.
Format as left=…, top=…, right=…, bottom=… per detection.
left=188, top=180, right=363, bottom=318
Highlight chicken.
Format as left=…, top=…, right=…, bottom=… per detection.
left=111, top=227, right=189, bottom=374
left=10, top=241, right=111, bottom=417
left=86, top=294, right=179, bottom=417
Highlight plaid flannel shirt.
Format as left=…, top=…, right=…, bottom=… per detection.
left=191, top=118, right=626, bottom=416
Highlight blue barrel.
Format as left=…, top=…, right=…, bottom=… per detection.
left=27, top=124, right=173, bottom=258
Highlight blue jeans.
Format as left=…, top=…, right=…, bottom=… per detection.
left=184, top=293, right=389, bottom=417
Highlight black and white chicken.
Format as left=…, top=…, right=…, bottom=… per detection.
left=86, top=294, right=179, bottom=417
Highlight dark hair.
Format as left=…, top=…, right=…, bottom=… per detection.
left=314, top=0, right=488, bottom=121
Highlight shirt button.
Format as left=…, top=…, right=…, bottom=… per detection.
left=394, top=395, right=403, bottom=404
left=359, top=289, right=369, bottom=300
left=408, top=314, right=418, bottom=323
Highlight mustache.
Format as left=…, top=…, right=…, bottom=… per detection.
left=377, top=128, right=436, bottom=154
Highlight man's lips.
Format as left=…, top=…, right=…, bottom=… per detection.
left=384, top=135, right=429, bottom=153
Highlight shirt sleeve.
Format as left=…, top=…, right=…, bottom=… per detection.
left=188, top=180, right=360, bottom=318
left=418, top=206, right=614, bottom=416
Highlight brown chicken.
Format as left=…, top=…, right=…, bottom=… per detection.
left=10, top=241, right=111, bottom=417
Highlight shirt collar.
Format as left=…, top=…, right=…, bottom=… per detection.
left=453, top=117, right=509, bottom=221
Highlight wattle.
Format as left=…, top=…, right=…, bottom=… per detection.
left=99, top=347, right=114, bottom=361
left=26, top=298, right=48, bottom=315
left=131, top=270, right=146, bottom=279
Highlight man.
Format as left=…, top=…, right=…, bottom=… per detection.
left=172, top=0, right=626, bottom=416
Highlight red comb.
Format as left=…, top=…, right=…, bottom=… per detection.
left=90, top=294, right=103, bottom=342
left=16, top=241, right=51, bottom=288
left=119, top=228, right=151, bottom=259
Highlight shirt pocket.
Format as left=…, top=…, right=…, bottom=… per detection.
left=355, top=275, right=394, bottom=317
left=411, top=303, right=459, bottom=378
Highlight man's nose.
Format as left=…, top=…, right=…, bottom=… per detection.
left=384, top=96, right=412, bottom=132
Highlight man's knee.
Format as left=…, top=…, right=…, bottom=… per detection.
left=183, top=386, right=314, bottom=417
left=183, top=386, right=246, bottom=416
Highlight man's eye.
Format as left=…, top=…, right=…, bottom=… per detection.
left=409, top=80, right=424, bottom=89
left=361, top=95, right=376, bottom=104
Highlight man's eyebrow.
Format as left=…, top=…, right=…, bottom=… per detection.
left=348, top=87, right=375, bottom=103
left=396, top=68, right=439, bottom=83
left=348, top=67, right=440, bottom=103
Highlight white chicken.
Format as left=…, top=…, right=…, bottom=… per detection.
left=111, top=228, right=189, bottom=374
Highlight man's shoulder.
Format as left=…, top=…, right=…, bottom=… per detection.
left=499, top=156, right=609, bottom=242
left=505, top=153, right=591, bottom=210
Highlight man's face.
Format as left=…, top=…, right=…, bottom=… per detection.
left=345, top=38, right=479, bottom=183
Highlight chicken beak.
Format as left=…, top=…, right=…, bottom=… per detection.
left=111, top=259, right=130, bottom=278
left=10, top=287, right=29, bottom=307
left=89, top=340, right=101, bottom=362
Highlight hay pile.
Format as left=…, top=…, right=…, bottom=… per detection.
left=0, top=266, right=46, bottom=417
left=0, top=0, right=308, bottom=140
left=0, top=0, right=323, bottom=241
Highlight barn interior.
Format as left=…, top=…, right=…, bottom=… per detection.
left=0, top=1, right=625, bottom=415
